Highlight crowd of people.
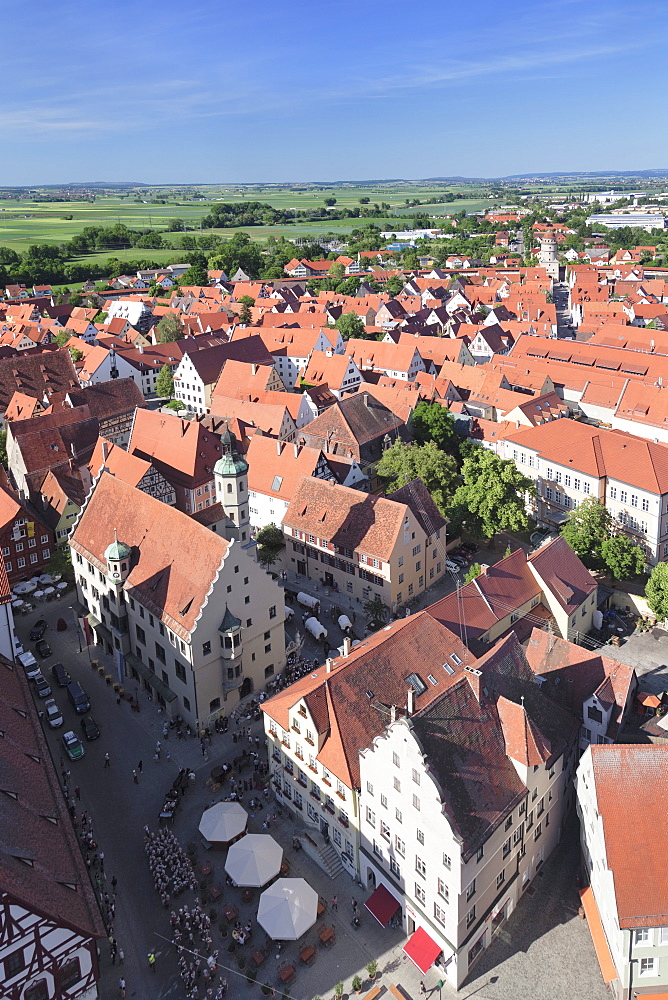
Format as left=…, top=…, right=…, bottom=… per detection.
left=265, top=652, right=320, bottom=694
left=144, top=828, right=198, bottom=906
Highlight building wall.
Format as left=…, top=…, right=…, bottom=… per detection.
left=1, top=516, right=54, bottom=585
left=358, top=718, right=574, bottom=989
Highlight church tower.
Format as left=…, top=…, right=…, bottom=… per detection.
left=214, top=428, right=250, bottom=543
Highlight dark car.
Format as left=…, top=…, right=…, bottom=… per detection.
left=30, top=619, right=48, bottom=641
left=35, top=639, right=52, bottom=659
left=51, top=662, right=70, bottom=687
left=80, top=716, right=100, bottom=741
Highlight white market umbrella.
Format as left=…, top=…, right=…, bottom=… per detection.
left=14, top=581, right=36, bottom=594
left=38, top=574, right=53, bottom=585
left=43, top=587, right=55, bottom=595
left=199, top=802, right=247, bottom=844
left=33, top=590, right=45, bottom=600
left=57, top=582, right=68, bottom=591
left=224, top=834, right=283, bottom=888
left=257, top=878, right=318, bottom=940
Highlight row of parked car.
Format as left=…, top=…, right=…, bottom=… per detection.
left=445, top=542, right=479, bottom=573
left=19, top=619, right=100, bottom=761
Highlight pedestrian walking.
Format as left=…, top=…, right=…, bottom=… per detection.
left=118, top=948, right=124, bottom=965
left=104, top=753, right=110, bottom=768
left=138, top=760, right=143, bottom=774
left=331, top=895, right=338, bottom=911
left=118, top=976, right=126, bottom=998
left=74, top=785, right=81, bottom=800
left=132, top=770, right=139, bottom=784
left=111, top=875, right=118, bottom=892
left=148, top=952, right=156, bottom=972
left=419, top=982, right=427, bottom=996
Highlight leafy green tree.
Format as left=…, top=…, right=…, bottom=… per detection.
left=48, top=546, right=73, bottom=579
left=167, top=399, right=185, bottom=412
left=334, top=312, right=366, bottom=339
left=156, top=364, right=174, bottom=399
left=384, top=275, right=404, bottom=296
left=68, top=292, right=84, bottom=307
left=600, top=535, right=646, bottom=581
left=453, top=447, right=535, bottom=540
left=155, top=313, right=182, bottom=343
left=503, top=543, right=512, bottom=558
left=376, top=440, right=458, bottom=515
left=359, top=197, right=370, bottom=205
left=54, top=330, right=71, bottom=348
left=256, top=523, right=285, bottom=567
left=464, top=562, right=483, bottom=584
left=410, top=400, right=460, bottom=456
left=324, top=197, right=337, bottom=206
left=328, top=262, right=345, bottom=281
left=179, top=261, right=209, bottom=286
left=0, top=430, right=6, bottom=467
left=238, top=294, right=255, bottom=324
left=646, top=562, right=668, bottom=620
left=561, top=496, right=612, bottom=567
left=363, top=595, right=389, bottom=628
left=69, top=347, right=84, bottom=362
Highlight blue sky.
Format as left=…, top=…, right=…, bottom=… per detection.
left=3, top=0, right=668, bottom=185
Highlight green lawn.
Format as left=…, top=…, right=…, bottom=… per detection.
left=0, top=185, right=501, bottom=252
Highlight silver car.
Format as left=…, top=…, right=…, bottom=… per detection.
left=43, top=698, right=63, bottom=728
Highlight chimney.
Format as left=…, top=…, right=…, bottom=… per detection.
left=326, top=658, right=334, bottom=673
left=252, top=363, right=258, bottom=376
left=276, top=440, right=282, bottom=456
left=406, top=687, right=414, bottom=716
left=363, top=393, right=369, bottom=408
left=102, top=440, right=109, bottom=462
left=293, top=443, right=299, bottom=458
left=343, top=636, right=352, bottom=657
left=390, top=704, right=396, bottom=723
left=138, top=345, right=144, bottom=354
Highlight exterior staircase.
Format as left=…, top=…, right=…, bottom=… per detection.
left=298, top=833, right=344, bottom=879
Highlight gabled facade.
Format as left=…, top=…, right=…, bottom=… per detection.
left=70, top=473, right=285, bottom=722
left=358, top=633, right=579, bottom=989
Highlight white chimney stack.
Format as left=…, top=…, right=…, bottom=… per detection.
left=343, top=637, right=352, bottom=657
left=407, top=687, right=414, bottom=716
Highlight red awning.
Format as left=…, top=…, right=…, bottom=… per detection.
left=579, top=888, right=617, bottom=984
left=403, top=926, right=442, bottom=974
left=365, top=884, right=401, bottom=927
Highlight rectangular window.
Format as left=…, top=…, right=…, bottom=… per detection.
left=437, top=878, right=449, bottom=902
left=395, top=808, right=402, bottom=824
left=497, top=869, right=505, bottom=889
left=503, top=837, right=511, bottom=858
left=415, top=883, right=426, bottom=905
left=380, top=793, right=387, bottom=809
left=202, top=640, right=211, bottom=656
left=443, top=852, right=451, bottom=870
left=476, top=845, right=484, bottom=862
left=417, top=829, right=425, bottom=845
left=392, top=751, right=400, bottom=767
left=380, top=821, right=390, bottom=841
left=639, top=958, right=655, bottom=977
left=390, top=858, right=401, bottom=877
left=366, top=807, right=375, bottom=827
left=635, top=928, right=650, bottom=944
left=411, top=768, right=421, bottom=786
left=5, top=949, right=25, bottom=977
left=395, top=835, right=405, bottom=856
left=136, top=624, right=146, bottom=645
left=466, top=878, right=476, bottom=901
left=466, top=905, right=476, bottom=929
left=434, top=902, right=447, bottom=925
left=59, top=958, right=82, bottom=990
left=412, top=794, right=420, bottom=811
left=415, top=856, right=426, bottom=877
left=393, top=776, right=401, bottom=792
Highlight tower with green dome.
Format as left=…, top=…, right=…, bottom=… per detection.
left=214, top=428, right=250, bottom=543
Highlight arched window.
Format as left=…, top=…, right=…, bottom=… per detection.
left=227, top=483, right=233, bottom=494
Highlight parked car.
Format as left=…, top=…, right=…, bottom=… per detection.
left=30, top=619, right=48, bottom=641
left=35, top=639, right=52, bottom=659
left=51, top=662, right=70, bottom=687
left=445, top=559, right=461, bottom=573
left=80, top=716, right=100, bottom=741
left=62, top=730, right=85, bottom=761
left=44, top=698, right=63, bottom=728
left=461, top=542, right=479, bottom=553
left=33, top=673, right=52, bottom=698
left=451, top=556, right=469, bottom=567
left=18, top=650, right=40, bottom=680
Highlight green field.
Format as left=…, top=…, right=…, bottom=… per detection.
left=0, top=185, right=500, bottom=253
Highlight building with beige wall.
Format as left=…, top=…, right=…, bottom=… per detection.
left=69, top=472, right=285, bottom=725
left=281, top=476, right=447, bottom=612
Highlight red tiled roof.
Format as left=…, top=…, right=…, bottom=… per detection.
left=589, top=745, right=668, bottom=928
left=71, top=473, right=230, bottom=639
